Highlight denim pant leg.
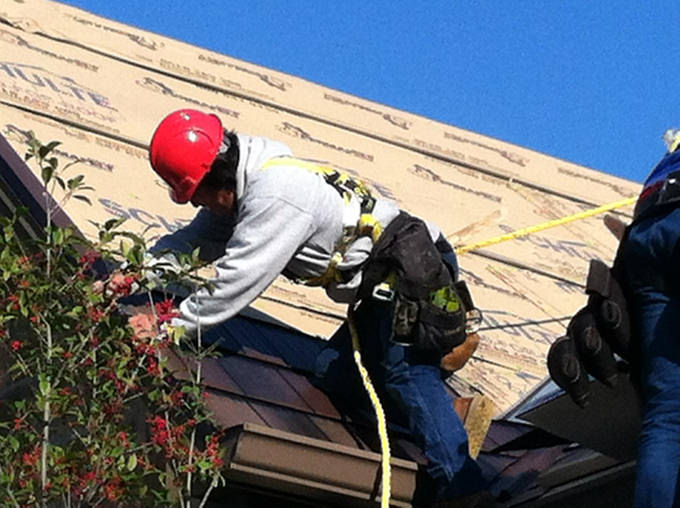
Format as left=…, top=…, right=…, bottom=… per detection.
left=313, top=299, right=485, bottom=502
left=622, top=208, right=680, bottom=508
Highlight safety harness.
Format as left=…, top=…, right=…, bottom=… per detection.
left=260, top=156, right=383, bottom=287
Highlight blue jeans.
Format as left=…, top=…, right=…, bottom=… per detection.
left=312, top=298, right=486, bottom=505
left=621, top=207, right=680, bottom=508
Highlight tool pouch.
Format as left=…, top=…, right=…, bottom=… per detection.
left=361, top=212, right=476, bottom=355
left=392, top=282, right=470, bottom=354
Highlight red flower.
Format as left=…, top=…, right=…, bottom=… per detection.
left=170, top=390, right=184, bottom=406
left=22, top=445, right=40, bottom=466
left=79, top=250, right=99, bottom=269
left=155, top=299, right=178, bottom=323
left=78, top=470, right=96, bottom=492
left=118, top=431, right=130, bottom=449
left=146, top=357, right=160, bottom=377
left=205, top=434, right=224, bottom=468
left=103, top=400, right=122, bottom=416
left=7, top=294, right=19, bottom=311
left=87, top=306, right=105, bottom=322
left=104, top=477, right=123, bottom=501
left=62, top=351, right=73, bottom=359
left=148, top=416, right=170, bottom=447
left=10, top=340, right=21, bottom=351
left=108, top=273, right=137, bottom=297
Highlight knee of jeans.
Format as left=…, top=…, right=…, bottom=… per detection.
left=643, top=390, right=680, bottom=424
left=311, top=348, right=344, bottom=395
left=427, top=461, right=457, bottom=486
left=314, top=348, right=339, bottom=377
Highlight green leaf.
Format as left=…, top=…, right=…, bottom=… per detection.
left=28, top=132, right=40, bottom=149
left=73, top=195, right=92, bottom=205
left=67, top=175, right=85, bottom=190
left=38, top=373, right=49, bottom=396
left=170, top=325, right=185, bottom=345
left=103, top=217, right=126, bottom=231
left=52, top=228, right=64, bottom=246
left=126, top=453, right=138, bottom=471
left=8, top=436, right=19, bottom=452
left=41, top=165, right=54, bottom=184
left=44, top=141, right=62, bottom=153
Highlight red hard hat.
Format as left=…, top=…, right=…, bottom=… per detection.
left=149, top=109, right=224, bottom=203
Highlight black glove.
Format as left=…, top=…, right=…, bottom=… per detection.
left=547, top=260, right=632, bottom=407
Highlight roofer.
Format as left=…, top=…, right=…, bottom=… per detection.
left=548, top=128, right=680, bottom=508
left=620, top=128, right=680, bottom=508
left=146, top=109, right=492, bottom=507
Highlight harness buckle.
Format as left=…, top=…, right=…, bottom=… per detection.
left=372, top=282, right=395, bottom=302
left=465, top=308, right=483, bottom=334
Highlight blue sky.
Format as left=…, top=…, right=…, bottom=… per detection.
left=57, top=0, right=679, bottom=183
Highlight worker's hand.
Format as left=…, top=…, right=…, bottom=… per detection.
left=128, top=309, right=158, bottom=339
left=440, top=332, right=480, bottom=372
left=603, top=214, right=628, bottom=242
left=92, top=271, right=140, bottom=298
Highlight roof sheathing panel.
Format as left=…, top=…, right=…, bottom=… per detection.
left=0, top=2, right=640, bottom=415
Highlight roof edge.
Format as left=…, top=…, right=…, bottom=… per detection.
left=0, top=133, right=75, bottom=230
left=222, top=422, right=417, bottom=507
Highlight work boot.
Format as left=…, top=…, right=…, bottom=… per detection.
left=432, top=490, right=499, bottom=508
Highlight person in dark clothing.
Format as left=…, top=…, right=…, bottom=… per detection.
left=618, top=129, right=680, bottom=508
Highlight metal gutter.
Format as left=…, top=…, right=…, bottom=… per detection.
left=221, top=423, right=418, bottom=507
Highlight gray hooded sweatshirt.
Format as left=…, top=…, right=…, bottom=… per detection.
left=150, top=134, right=441, bottom=337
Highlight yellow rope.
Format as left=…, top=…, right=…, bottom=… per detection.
left=454, top=196, right=636, bottom=255
left=348, top=306, right=391, bottom=507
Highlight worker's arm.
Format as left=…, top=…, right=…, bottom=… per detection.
left=150, top=208, right=235, bottom=263
left=172, top=196, right=315, bottom=337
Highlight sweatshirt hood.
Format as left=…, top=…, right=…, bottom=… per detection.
left=234, top=134, right=292, bottom=201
